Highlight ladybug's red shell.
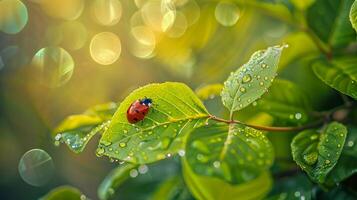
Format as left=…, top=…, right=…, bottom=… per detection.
left=126, top=100, right=151, bottom=123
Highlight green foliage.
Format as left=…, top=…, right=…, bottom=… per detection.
left=307, top=0, right=356, bottom=47
left=253, top=79, right=312, bottom=124
left=186, top=122, right=274, bottom=184
left=40, top=186, right=83, bottom=200
left=98, top=164, right=137, bottom=200
left=182, top=158, right=272, bottom=200
left=312, top=57, right=357, bottom=99
left=53, top=102, right=117, bottom=153
left=267, top=174, right=313, bottom=200
left=291, top=122, right=347, bottom=184
left=50, top=0, right=357, bottom=197
left=221, top=45, right=285, bottom=114
left=97, top=82, right=209, bottom=164
left=350, top=0, right=357, bottom=32
left=325, top=127, right=357, bottom=187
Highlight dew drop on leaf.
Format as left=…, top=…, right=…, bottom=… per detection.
left=18, top=149, right=54, bottom=187
left=295, top=113, right=302, bottom=120
left=129, top=169, right=138, bottom=178
left=303, top=152, right=317, bottom=165
left=96, top=147, right=105, bottom=157
left=119, top=142, right=126, bottom=148
left=242, top=74, right=252, bottom=83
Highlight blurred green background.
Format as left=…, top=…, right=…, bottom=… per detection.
left=0, top=0, right=335, bottom=199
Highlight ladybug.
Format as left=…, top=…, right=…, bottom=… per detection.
left=126, top=98, right=153, bottom=124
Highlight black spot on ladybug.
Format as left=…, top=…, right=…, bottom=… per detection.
left=134, top=118, right=138, bottom=121
left=135, top=109, right=139, bottom=113
left=141, top=112, right=145, bottom=115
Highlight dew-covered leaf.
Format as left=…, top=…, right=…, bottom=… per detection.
left=350, top=0, right=357, bottom=33
left=312, top=57, right=357, bottom=99
left=182, top=157, right=272, bottom=200
left=291, top=122, right=348, bottom=184
left=98, top=82, right=209, bottom=164
left=40, top=186, right=84, bottom=200
left=195, top=84, right=223, bottom=101
left=221, top=45, right=285, bottom=114
left=324, top=127, right=357, bottom=187
left=98, top=164, right=137, bottom=200
left=307, top=0, right=356, bottom=47
left=186, top=122, right=274, bottom=184
left=254, top=79, right=312, bottom=124
left=53, top=102, right=117, bottom=153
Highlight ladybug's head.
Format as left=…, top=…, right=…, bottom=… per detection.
left=140, top=98, right=153, bottom=107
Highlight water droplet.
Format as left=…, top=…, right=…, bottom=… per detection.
left=337, top=144, right=341, bottom=148
left=347, top=140, right=354, bottom=147
left=178, top=149, right=186, bottom=157
left=259, top=82, right=264, bottom=86
left=196, top=154, right=209, bottom=163
left=239, top=87, right=246, bottom=93
left=294, top=191, right=301, bottom=197
left=54, top=134, right=62, bottom=141
left=252, top=102, right=257, bottom=106
left=303, top=152, right=318, bottom=165
left=18, top=149, right=55, bottom=187
left=213, top=161, right=221, bottom=168
left=96, top=147, right=105, bottom=157
left=295, top=113, right=302, bottom=120
left=325, top=160, right=331, bottom=164
left=119, top=142, right=126, bottom=148
left=138, top=165, right=148, bottom=174
left=123, top=130, right=128, bottom=134
left=310, top=134, right=318, bottom=140
left=261, top=63, right=267, bottom=68
left=242, top=74, right=252, bottom=83
left=129, top=169, right=138, bottom=178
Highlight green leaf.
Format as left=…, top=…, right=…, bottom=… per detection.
left=291, top=122, right=348, bottom=184
left=53, top=102, right=117, bottom=153
left=266, top=174, right=313, bottom=200
left=350, top=0, right=357, bottom=32
left=195, top=84, right=223, bottom=101
left=312, top=57, right=357, bottom=99
left=40, top=186, right=84, bottom=200
left=221, top=45, right=285, bottom=114
left=151, top=176, right=193, bottom=200
left=98, top=82, right=209, bottom=164
left=254, top=79, right=312, bottom=124
left=325, top=126, right=357, bottom=186
left=182, top=158, right=272, bottom=200
left=186, top=122, right=274, bottom=184
left=98, top=164, right=137, bottom=200
left=307, top=0, right=356, bottom=47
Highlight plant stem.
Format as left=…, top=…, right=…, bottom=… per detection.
left=210, top=103, right=353, bottom=132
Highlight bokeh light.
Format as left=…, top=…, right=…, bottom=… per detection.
left=90, top=32, right=122, bottom=65
left=37, top=0, right=84, bottom=20
left=141, top=0, right=176, bottom=32
left=0, top=0, right=28, bottom=34
left=166, top=11, right=188, bottom=38
left=18, top=149, right=55, bottom=187
left=91, top=0, right=122, bottom=26
left=214, top=2, right=240, bottom=27
left=45, top=21, right=88, bottom=51
left=31, top=47, right=75, bottom=88
left=130, top=26, right=156, bottom=59
left=0, top=45, right=29, bottom=70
